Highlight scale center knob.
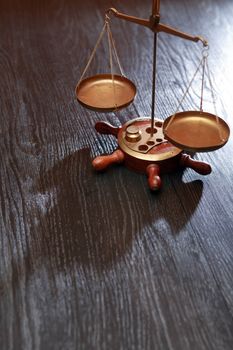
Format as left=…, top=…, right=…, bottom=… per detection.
left=125, top=125, right=142, bottom=143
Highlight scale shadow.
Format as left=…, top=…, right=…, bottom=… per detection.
left=32, top=148, right=203, bottom=272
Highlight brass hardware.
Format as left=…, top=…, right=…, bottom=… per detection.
left=118, top=118, right=182, bottom=161
left=122, top=118, right=166, bottom=154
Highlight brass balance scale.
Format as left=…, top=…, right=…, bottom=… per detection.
left=76, top=0, right=230, bottom=191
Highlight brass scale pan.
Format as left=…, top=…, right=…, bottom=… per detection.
left=76, top=75, right=230, bottom=152
left=76, top=74, right=136, bottom=112
left=163, top=110, right=230, bottom=152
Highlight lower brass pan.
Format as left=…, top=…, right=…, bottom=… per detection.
left=76, top=74, right=136, bottom=112
left=163, top=110, right=230, bottom=152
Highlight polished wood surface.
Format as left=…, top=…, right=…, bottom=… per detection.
left=1, top=0, right=233, bottom=349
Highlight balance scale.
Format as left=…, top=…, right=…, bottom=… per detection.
left=75, top=0, right=230, bottom=191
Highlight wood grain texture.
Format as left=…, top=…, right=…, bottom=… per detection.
left=0, top=0, right=233, bottom=349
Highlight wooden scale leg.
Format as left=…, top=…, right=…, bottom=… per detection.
left=145, top=155, right=211, bottom=192
left=146, top=164, right=162, bottom=191
left=92, top=149, right=125, bottom=171
left=92, top=121, right=124, bottom=171
left=179, top=154, right=212, bottom=175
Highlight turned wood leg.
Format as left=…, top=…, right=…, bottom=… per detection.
left=180, top=154, right=212, bottom=175
left=95, top=121, right=121, bottom=137
left=146, top=164, right=162, bottom=191
left=92, top=149, right=125, bottom=171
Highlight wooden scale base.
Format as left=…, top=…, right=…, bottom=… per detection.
left=92, top=118, right=211, bottom=191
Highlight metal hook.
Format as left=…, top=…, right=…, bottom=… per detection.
left=105, top=8, right=118, bottom=20
left=202, top=45, right=209, bottom=59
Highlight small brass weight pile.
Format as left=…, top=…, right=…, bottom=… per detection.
left=76, top=0, right=230, bottom=191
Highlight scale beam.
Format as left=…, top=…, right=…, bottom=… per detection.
left=155, top=23, right=208, bottom=46
left=106, top=7, right=208, bottom=46
left=106, top=8, right=151, bottom=29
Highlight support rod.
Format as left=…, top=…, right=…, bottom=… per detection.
left=151, top=33, right=157, bottom=135
left=152, top=0, right=160, bottom=17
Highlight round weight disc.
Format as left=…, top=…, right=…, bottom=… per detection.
left=76, top=74, right=136, bottom=112
left=163, top=110, right=230, bottom=152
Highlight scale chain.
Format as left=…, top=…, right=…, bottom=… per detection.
left=164, top=47, right=225, bottom=144
left=107, top=22, right=125, bottom=76
left=76, top=22, right=107, bottom=87
left=106, top=21, right=118, bottom=109
left=77, top=15, right=125, bottom=95
left=206, top=58, right=224, bottom=141
left=164, top=57, right=203, bottom=132
left=200, top=56, right=206, bottom=112
left=206, top=59, right=217, bottom=116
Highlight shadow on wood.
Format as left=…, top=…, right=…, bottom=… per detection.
left=27, top=148, right=204, bottom=273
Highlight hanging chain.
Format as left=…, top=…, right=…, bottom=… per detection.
left=76, top=15, right=125, bottom=111
left=106, top=19, right=117, bottom=109
left=201, top=46, right=224, bottom=140
left=205, top=55, right=224, bottom=141
left=76, top=21, right=107, bottom=87
left=107, top=21, right=125, bottom=76
left=164, top=57, right=203, bottom=132
left=206, top=58, right=217, bottom=117
left=200, top=49, right=209, bottom=112
left=164, top=45, right=225, bottom=142
left=106, top=20, right=114, bottom=78
left=76, top=15, right=124, bottom=87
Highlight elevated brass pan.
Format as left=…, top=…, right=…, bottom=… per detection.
left=76, top=74, right=136, bottom=112
left=163, top=110, right=230, bottom=152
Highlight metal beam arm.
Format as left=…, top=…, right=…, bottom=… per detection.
left=106, top=7, right=208, bottom=46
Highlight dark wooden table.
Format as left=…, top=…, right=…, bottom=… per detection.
left=1, top=0, right=233, bottom=349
